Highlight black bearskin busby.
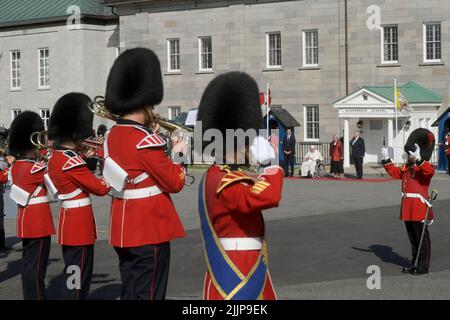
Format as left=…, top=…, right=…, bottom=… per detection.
left=404, top=128, right=435, bottom=161
left=48, top=93, right=94, bottom=144
left=197, top=71, right=262, bottom=136
left=8, top=111, right=44, bottom=158
left=105, top=47, right=163, bottom=115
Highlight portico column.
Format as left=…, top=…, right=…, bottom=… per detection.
left=343, top=118, right=350, bottom=168
left=387, top=118, right=394, bottom=147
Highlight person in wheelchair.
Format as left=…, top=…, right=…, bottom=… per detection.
left=300, top=145, right=324, bottom=177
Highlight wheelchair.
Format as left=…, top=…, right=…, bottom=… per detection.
left=299, top=160, right=326, bottom=178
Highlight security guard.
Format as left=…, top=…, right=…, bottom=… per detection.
left=47, top=93, right=111, bottom=299
left=381, top=128, right=435, bottom=275
left=196, top=72, right=284, bottom=300
left=7, top=111, right=55, bottom=299
left=103, top=48, right=186, bottom=300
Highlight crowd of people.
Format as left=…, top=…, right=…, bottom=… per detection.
left=280, top=129, right=366, bottom=179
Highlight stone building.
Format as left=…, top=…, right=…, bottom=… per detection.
left=101, top=0, right=449, bottom=163
left=0, top=0, right=119, bottom=129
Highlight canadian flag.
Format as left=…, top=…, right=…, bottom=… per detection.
left=260, top=89, right=272, bottom=107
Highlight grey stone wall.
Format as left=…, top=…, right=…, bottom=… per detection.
left=116, top=0, right=450, bottom=141
left=0, top=23, right=118, bottom=128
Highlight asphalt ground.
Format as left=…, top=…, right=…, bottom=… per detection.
left=1, top=167, right=450, bottom=300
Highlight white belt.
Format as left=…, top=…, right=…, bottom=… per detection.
left=58, top=188, right=83, bottom=201
left=28, top=196, right=49, bottom=205
left=219, top=237, right=263, bottom=251
left=402, top=193, right=432, bottom=208
left=113, top=185, right=162, bottom=200
left=62, top=197, right=91, bottom=209
left=129, top=172, right=149, bottom=185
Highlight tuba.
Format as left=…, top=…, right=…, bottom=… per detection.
left=88, top=96, right=195, bottom=186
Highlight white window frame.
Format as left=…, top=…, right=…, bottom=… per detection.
left=302, top=30, right=319, bottom=67
left=303, top=105, right=320, bottom=142
left=198, top=36, right=213, bottom=71
left=167, top=38, right=180, bottom=72
left=38, top=48, right=50, bottom=88
left=381, top=25, right=398, bottom=64
left=11, top=109, right=22, bottom=120
left=168, top=106, right=181, bottom=120
left=10, top=50, right=21, bottom=90
left=423, top=22, right=441, bottom=63
left=40, top=108, right=51, bottom=129
left=266, top=32, right=282, bottom=68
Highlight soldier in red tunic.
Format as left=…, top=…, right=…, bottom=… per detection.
left=47, top=93, right=111, bottom=299
left=7, top=111, right=55, bottom=299
left=381, top=128, right=435, bottom=275
left=196, top=72, right=284, bottom=300
left=102, top=48, right=185, bottom=300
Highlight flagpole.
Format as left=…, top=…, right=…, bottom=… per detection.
left=266, top=82, right=270, bottom=139
left=394, top=78, right=398, bottom=165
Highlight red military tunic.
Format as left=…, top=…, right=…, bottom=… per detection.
left=106, top=120, right=186, bottom=248
left=0, top=167, right=9, bottom=184
left=384, top=160, right=434, bottom=221
left=10, top=160, right=55, bottom=239
left=202, top=165, right=283, bottom=300
left=47, top=149, right=110, bottom=246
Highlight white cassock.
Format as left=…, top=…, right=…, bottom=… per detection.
left=301, top=150, right=324, bottom=176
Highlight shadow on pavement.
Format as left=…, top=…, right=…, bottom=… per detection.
left=351, top=244, right=409, bottom=267
left=89, top=283, right=121, bottom=300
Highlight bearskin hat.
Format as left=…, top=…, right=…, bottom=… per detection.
left=197, top=71, right=262, bottom=137
left=8, top=111, right=44, bottom=157
left=105, top=48, right=163, bottom=115
left=404, top=128, right=435, bottom=161
left=48, top=93, right=93, bottom=144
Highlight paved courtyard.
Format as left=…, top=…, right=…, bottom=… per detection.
left=1, top=166, right=450, bottom=300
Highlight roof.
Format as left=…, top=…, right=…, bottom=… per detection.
left=267, top=109, right=301, bottom=128
left=0, top=0, right=115, bottom=28
left=431, top=107, right=450, bottom=127
left=334, top=81, right=443, bottom=105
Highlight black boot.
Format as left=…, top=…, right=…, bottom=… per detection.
left=410, top=267, right=428, bottom=275
left=402, top=265, right=414, bottom=273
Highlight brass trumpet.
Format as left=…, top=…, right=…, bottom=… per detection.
left=88, top=96, right=193, bottom=133
left=30, top=130, right=47, bottom=149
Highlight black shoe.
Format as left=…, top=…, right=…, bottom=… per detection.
left=410, top=267, right=428, bottom=275
left=402, top=265, right=414, bottom=273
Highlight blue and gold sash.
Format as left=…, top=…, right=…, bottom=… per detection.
left=199, top=174, right=268, bottom=300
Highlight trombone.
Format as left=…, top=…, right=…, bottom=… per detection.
left=88, top=96, right=196, bottom=186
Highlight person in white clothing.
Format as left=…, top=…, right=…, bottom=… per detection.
left=300, top=145, right=323, bottom=177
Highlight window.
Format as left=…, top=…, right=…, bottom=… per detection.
left=167, top=39, right=180, bottom=72
left=168, top=106, right=181, bottom=120
left=266, top=32, right=281, bottom=68
left=40, top=108, right=51, bottom=129
left=423, top=23, right=441, bottom=62
left=10, top=50, right=21, bottom=89
left=199, top=37, right=212, bottom=71
left=302, top=30, right=319, bottom=67
left=11, top=109, right=21, bottom=120
left=381, top=26, right=398, bottom=63
left=39, top=48, right=50, bottom=88
left=304, top=105, right=319, bottom=141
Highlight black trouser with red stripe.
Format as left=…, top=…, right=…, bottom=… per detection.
left=21, top=236, right=51, bottom=300
left=62, top=245, right=94, bottom=300
left=405, top=221, right=431, bottom=272
left=114, top=242, right=170, bottom=300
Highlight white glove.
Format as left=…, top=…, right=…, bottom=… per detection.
left=250, top=136, right=275, bottom=165
left=381, top=147, right=389, bottom=160
left=408, top=143, right=421, bottom=162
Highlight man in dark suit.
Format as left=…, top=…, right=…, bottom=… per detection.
left=282, top=128, right=296, bottom=177
left=350, top=129, right=365, bottom=179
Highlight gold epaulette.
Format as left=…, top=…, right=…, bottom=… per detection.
left=216, top=169, right=254, bottom=195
